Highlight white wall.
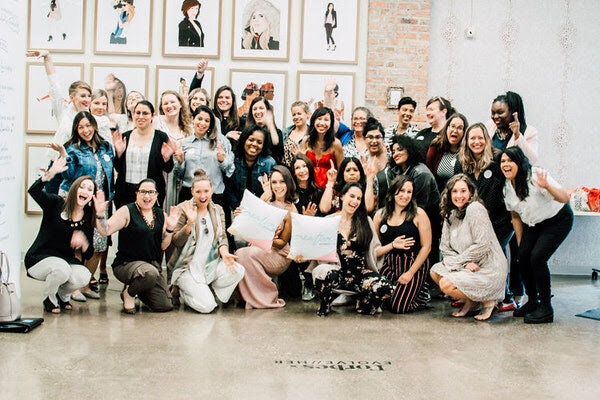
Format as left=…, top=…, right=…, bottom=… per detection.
left=21, top=0, right=370, bottom=253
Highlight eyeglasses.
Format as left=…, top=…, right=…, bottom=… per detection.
left=200, top=217, right=209, bottom=235
left=138, top=190, right=157, bottom=196
left=365, top=135, right=383, bottom=141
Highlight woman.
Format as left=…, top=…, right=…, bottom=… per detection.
left=179, top=0, right=204, bottom=47
left=384, top=97, right=420, bottom=149
left=89, top=89, right=115, bottom=147
left=188, top=87, right=210, bottom=113
left=25, top=157, right=95, bottom=314
left=168, top=170, right=244, bottom=313
left=500, top=147, right=573, bottom=323
left=282, top=101, right=310, bottom=168
left=414, top=96, right=455, bottom=159
left=245, top=96, right=283, bottom=163
left=175, top=106, right=234, bottom=204
left=95, top=179, right=180, bottom=314
left=213, top=86, right=242, bottom=142
left=430, top=174, right=507, bottom=321
left=486, top=91, right=538, bottom=164
left=312, top=183, right=393, bottom=316
left=324, top=3, right=337, bottom=51
left=374, top=176, right=432, bottom=313
left=426, top=113, right=468, bottom=192
left=320, top=157, right=366, bottom=215
left=59, top=112, right=114, bottom=300
left=113, top=100, right=175, bottom=209
left=122, top=90, right=145, bottom=131
left=225, top=125, right=276, bottom=210
left=341, top=107, right=373, bottom=162
left=301, top=107, right=344, bottom=188
left=242, top=7, right=279, bottom=50
left=235, top=166, right=297, bottom=309
left=363, top=117, right=388, bottom=173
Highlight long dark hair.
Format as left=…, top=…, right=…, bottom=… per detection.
left=235, top=125, right=272, bottom=159
left=431, top=113, right=469, bottom=153
left=325, top=2, right=335, bottom=15
left=390, top=135, right=423, bottom=169
left=64, top=111, right=106, bottom=150
left=307, top=107, right=335, bottom=151
left=192, top=105, right=218, bottom=150
left=213, top=86, right=240, bottom=133
left=291, top=153, right=321, bottom=204
left=381, top=175, right=417, bottom=223
left=493, top=91, right=527, bottom=134
left=269, top=165, right=297, bottom=204
left=501, top=146, right=531, bottom=200
left=335, top=157, right=366, bottom=192
left=341, top=182, right=372, bottom=253
left=439, top=174, right=481, bottom=222
left=245, top=96, right=279, bottom=131
left=63, top=175, right=97, bottom=229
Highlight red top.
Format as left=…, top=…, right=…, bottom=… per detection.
left=306, top=150, right=336, bottom=188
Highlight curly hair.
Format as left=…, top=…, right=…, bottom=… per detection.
left=439, top=173, right=481, bottom=223
left=159, top=90, right=192, bottom=137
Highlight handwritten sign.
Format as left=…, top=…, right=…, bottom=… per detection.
left=289, top=213, right=340, bottom=263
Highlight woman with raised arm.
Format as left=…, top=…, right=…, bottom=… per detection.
left=25, top=156, right=95, bottom=314
left=244, top=96, right=284, bottom=163
left=95, top=179, right=180, bottom=314
left=319, top=157, right=366, bottom=215
left=212, top=85, right=242, bottom=144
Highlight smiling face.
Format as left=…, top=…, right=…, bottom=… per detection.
left=133, top=104, right=153, bottom=129
left=136, top=181, right=158, bottom=210
left=76, top=179, right=95, bottom=208
left=500, top=153, right=519, bottom=180
left=352, top=110, right=368, bottom=133
left=291, top=106, right=308, bottom=129
left=252, top=100, right=267, bottom=125
left=426, top=100, right=445, bottom=127
left=192, top=180, right=213, bottom=208
left=365, top=129, right=384, bottom=155
left=450, top=179, right=471, bottom=210
left=161, top=93, right=181, bottom=117
left=446, top=117, right=465, bottom=148
left=72, top=88, right=91, bottom=112
left=126, top=92, right=144, bottom=113
left=250, top=11, right=268, bottom=34
left=467, top=127, right=486, bottom=157
left=398, top=104, right=415, bottom=126
left=314, top=113, right=331, bottom=135
left=343, top=161, right=360, bottom=183
left=395, top=181, right=414, bottom=210
left=216, top=89, right=233, bottom=114
left=190, top=91, right=207, bottom=111
left=293, top=159, right=309, bottom=183
left=270, top=171, right=287, bottom=202
left=342, top=186, right=363, bottom=215
left=491, top=101, right=511, bottom=130
left=193, top=111, right=211, bottom=138
left=77, top=117, right=95, bottom=144
left=90, top=96, right=108, bottom=116
left=244, top=130, right=265, bottom=161
left=392, top=144, right=408, bottom=168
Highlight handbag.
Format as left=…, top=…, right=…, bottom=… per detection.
left=0, top=251, right=21, bottom=322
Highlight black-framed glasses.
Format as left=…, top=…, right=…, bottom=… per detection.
left=138, top=190, right=157, bottom=196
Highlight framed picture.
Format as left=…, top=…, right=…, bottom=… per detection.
left=28, top=0, right=86, bottom=53
left=297, top=71, right=354, bottom=124
left=90, top=64, right=149, bottom=115
left=300, top=0, right=359, bottom=64
left=94, top=0, right=153, bottom=55
left=162, top=0, right=221, bottom=58
left=25, top=143, right=50, bottom=215
left=230, top=69, right=287, bottom=128
left=155, top=65, right=214, bottom=107
left=231, top=0, right=290, bottom=61
left=386, top=87, right=405, bottom=109
left=25, top=62, right=84, bottom=134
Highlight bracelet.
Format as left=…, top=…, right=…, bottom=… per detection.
left=166, top=228, right=174, bottom=233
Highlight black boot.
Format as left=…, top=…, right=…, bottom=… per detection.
left=524, top=302, right=554, bottom=324
left=513, top=299, right=539, bottom=317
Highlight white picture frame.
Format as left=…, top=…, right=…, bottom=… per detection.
left=25, top=143, right=50, bottom=215
left=90, top=63, right=149, bottom=115
left=94, top=0, right=153, bottom=55
left=297, top=71, right=354, bottom=124
left=27, top=0, right=86, bottom=53
left=155, top=65, right=214, bottom=107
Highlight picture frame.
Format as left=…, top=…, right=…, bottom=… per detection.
left=230, top=69, right=287, bottom=128
left=25, top=61, right=84, bottom=134
left=300, top=0, right=359, bottom=64
left=155, top=65, right=215, bottom=108
left=25, top=143, right=50, bottom=215
left=94, top=0, right=153, bottom=55
left=90, top=64, right=149, bottom=115
left=297, top=71, right=354, bottom=124
left=386, top=86, right=405, bottom=109
left=27, top=0, right=86, bottom=53
left=162, top=0, right=221, bottom=58
left=231, top=0, right=290, bottom=61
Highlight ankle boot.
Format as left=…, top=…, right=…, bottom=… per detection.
left=524, top=302, right=554, bottom=324
left=513, top=299, right=539, bottom=317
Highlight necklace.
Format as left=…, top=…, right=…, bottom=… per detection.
left=135, top=203, right=155, bottom=229
left=497, top=129, right=509, bottom=141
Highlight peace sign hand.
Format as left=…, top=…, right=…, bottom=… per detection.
left=326, top=159, right=337, bottom=185
left=216, top=141, right=226, bottom=163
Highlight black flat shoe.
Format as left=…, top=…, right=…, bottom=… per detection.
left=43, top=297, right=60, bottom=314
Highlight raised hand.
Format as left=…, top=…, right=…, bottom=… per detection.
left=365, top=158, right=377, bottom=180
left=326, top=159, right=337, bottom=185
left=161, top=140, right=177, bottom=162
left=509, top=112, right=520, bottom=139
left=534, top=169, right=549, bottom=189
left=26, top=49, right=49, bottom=58
left=165, top=206, right=181, bottom=231
left=93, top=190, right=108, bottom=216
left=181, top=199, right=197, bottom=223
left=112, top=130, right=126, bottom=157
left=48, top=143, right=67, bottom=158
left=174, top=142, right=184, bottom=163
left=302, top=202, right=318, bottom=216
left=260, top=173, right=271, bottom=196
left=43, top=156, right=68, bottom=181
left=392, top=235, right=415, bottom=250
left=216, top=141, right=226, bottom=163
left=197, top=59, right=208, bottom=75
left=226, top=131, right=241, bottom=141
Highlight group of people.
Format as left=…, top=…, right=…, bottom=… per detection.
left=24, top=50, right=574, bottom=324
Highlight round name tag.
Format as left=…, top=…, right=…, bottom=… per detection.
left=483, top=169, right=492, bottom=179
left=380, top=224, right=388, bottom=234
left=103, top=154, right=111, bottom=162
left=416, top=136, right=424, bottom=141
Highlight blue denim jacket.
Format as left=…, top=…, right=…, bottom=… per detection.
left=226, top=155, right=276, bottom=209
left=61, top=142, right=115, bottom=199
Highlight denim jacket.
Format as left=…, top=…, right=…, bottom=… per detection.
left=226, top=155, right=275, bottom=209
left=61, top=141, right=115, bottom=199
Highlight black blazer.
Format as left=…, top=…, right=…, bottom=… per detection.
left=113, top=129, right=174, bottom=208
left=178, top=19, right=204, bottom=47
left=324, top=10, right=337, bottom=28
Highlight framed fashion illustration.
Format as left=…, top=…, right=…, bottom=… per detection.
left=28, top=0, right=86, bottom=53
left=231, top=0, right=290, bottom=61
left=90, top=64, right=149, bottom=115
left=25, top=143, right=50, bottom=215
left=25, top=62, right=84, bottom=134
left=162, top=0, right=221, bottom=58
left=230, top=69, right=287, bottom=128
left=297, top=71, right=354, bottom=124
left=94, top=0, right=153, bottom=55
left=155, top=65, right=214, bottom=106
left=300, top=0, right=359, bottom=64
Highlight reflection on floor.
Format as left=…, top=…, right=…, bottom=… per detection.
left=2, top=271, right=599, bottom=399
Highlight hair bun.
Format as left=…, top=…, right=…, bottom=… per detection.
left=193, top=168, right=207, bottom=178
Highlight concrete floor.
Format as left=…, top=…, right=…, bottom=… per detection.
left=2, top=270, right=599, bottom=400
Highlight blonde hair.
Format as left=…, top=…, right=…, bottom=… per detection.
left=160, top=90, right=192, bottom=137
left=68, top=80, right=92, bottom=97
left=458, top=122, right=494, bottom=175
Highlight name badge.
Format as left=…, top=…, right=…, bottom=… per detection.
left=103, top=154, right=111, bottom=162
left=380, top=224, right=388, bottom=234
left=416, top=136, right=424, bottom=141
left=483, top=170, right=492, bottom=179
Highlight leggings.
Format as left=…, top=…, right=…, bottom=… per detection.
left=325, top=23, right=335, bottom=45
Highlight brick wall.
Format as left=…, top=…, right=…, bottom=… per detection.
left=365, top=0, right=431, bottom=129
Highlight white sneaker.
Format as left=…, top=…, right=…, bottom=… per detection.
left=332, top=294, right=353, bottom=307
left=302, top=287, right=315, bottom=301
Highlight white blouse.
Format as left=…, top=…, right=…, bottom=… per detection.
left=503, top=170, right=564, bottom=227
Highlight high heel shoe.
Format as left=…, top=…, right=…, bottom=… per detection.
left=121, top=287, right=136, bottom=314
left=43, top=297, right=60, bottom=313
left=98, top=273, right=109, bottom=285
left=56, top=296, right=72, bottom=311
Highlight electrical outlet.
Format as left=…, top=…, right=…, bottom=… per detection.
left=465, top=27, right=476, bottom=39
